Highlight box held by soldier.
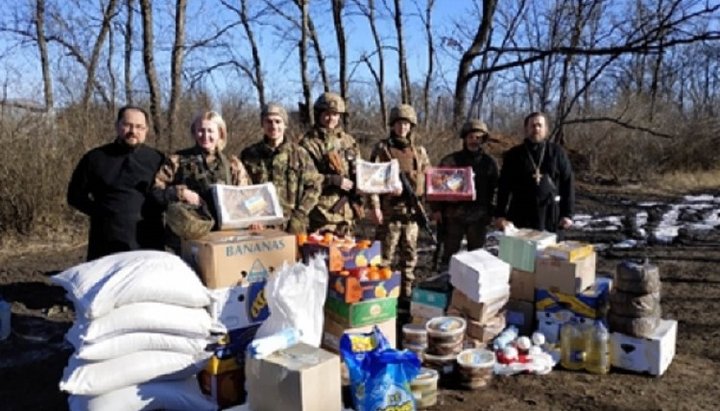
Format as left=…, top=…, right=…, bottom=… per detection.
left=182, top=229, right=296, bottom=288
left=212, top=183, right=284, bottom=230
left=355, top=158, right=402, bottom=194
left=425, top=166, right=476, bottom=201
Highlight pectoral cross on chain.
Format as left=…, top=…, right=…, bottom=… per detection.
left=533, top=169, right=542, bottom=185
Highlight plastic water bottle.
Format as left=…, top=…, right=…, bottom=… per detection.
left=560, top=318, right=586, bottom=370
left=585, top=320, right=610, bottom=374
left=0, top=297, right=10, bottom=341
left=493, top=325, right=518, bottom=351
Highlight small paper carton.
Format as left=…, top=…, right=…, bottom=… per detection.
left=465, top=312, right=506, bottom=343
left=426, top=166, right=476, bottom=201
left=499, top=229, right=556, bottom=272
left=246, top=343, right=342, bottom=411
left=509, top=268, right=535, bottom=302
left=212, top=183, right=284, bottom=229
left=610, top=319, right=677, bottom=376
left=355, top=159, right=402, bottom=194
left=543, top=241, right=594, bottom=262
left=535, top=251, right=597, bottom=295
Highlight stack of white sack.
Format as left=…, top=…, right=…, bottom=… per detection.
left=52, top=250, right=218, bottom=411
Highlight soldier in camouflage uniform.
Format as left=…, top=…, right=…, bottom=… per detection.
left=240, top=103, right=322, bottom=234
left=431, top=119, right=499, bottom=267
left=369, top=104, right=431, bottom=299
left=152, top=111, right=252, bottom=251
left=301, top=92, right=363, bottom=235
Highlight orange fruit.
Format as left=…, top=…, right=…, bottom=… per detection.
left=380, top=267, right=393, bottom=280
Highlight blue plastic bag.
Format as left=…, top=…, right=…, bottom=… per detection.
left=340, top=326, right=421, bottom=411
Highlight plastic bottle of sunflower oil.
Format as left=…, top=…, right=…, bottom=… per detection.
left=584, top=320, right=610, bottom=375
left=560, top=318, right=586, bottom=371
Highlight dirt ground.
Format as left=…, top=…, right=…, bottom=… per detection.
left=1, top=186, right=719, bottom=411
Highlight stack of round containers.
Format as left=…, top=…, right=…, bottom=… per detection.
left=608, top=261, right=662, bottom=338
left=402, top=323, right=428, bottom=360
left=423, top=316, right=466, bottom=378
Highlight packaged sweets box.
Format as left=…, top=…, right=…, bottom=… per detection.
left=355, top=159, right=402, bottom=194
left=212, top=183, right=284, bottom=230
left=425, top=166, right=476, bottom=201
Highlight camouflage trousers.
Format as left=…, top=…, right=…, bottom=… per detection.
left=441, top=219, right=488, bottom=266
left=376, top=219, right=418, bottom=298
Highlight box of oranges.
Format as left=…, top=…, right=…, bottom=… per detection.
left=327, top=266, right=401, bottom=303
left=300, top=235, right=382, bottom=273
left=324, top=296, right=397, bottom=327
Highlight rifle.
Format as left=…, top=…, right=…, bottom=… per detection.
left=399, top=172, right=437, bottom=245
left=328, top=150, right=364, bottom=218
left=432, top=221, right=446, bottom=271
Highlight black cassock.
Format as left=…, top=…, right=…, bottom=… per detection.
left=495, top=139, right=574, bottom=232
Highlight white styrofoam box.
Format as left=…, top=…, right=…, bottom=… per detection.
left=212, top=183, right=284, bottom=230
left=449, top=249, right=511, bottom=302
left=610, top=319, right=677, bottom=376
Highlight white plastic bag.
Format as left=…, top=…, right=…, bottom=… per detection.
left=254, top=255, right=328, bottom=347
left=66, top=302, right=214, bottom=347
left=52, top=250, right=211, bottom=319
left=75, top=332, right=211, bottom=361
left=60, top=350, right=210, bottom=396
left=68, top=377, right=218, bottom=411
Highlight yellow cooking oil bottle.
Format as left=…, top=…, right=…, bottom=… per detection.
left=560, top=318, right=587, bottom=370
left=584, top=320, right=610, bottom=374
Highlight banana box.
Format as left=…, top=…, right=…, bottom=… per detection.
left=327, top=271, right=401, bottom=303
left=301, top=240, right=382, bottom=273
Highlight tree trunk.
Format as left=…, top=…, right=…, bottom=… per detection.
left=239, top=0, right=265, bottom=107
left=168, top=0, right=187, bottom=151
left=124, top=0, right=133, bottom=105
left=355, top=0, right=387, bottom=129
left=34, top=0, right=53, bottom=113
left=299, top=0, right=313, bottom=126
left=107, top=16, right=116, bottom=115
left=306, top=14, right=330, bottom=92
left=453, top=0, right=498, bottom=125
left=418, top=0, right=435, bottom=127
left=138, top=0, right=164, bottom=145
left=393, top=0, right=411, bottom=104
left=332, top=0, right=347, bottom=104
left=81, top=0, right=118, bottom=110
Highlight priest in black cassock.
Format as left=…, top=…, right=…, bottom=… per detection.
left=494, top=112, right=574, bottom=233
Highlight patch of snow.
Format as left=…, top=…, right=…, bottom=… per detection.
left=683, top=194, right=715, bottom=202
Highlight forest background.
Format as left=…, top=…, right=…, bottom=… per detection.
left=0, top=0, right=718, bottom=238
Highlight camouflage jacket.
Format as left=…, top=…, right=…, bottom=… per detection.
left=300, top=126, right=361, bottom=224
left=369, top=135, right=431, bottom=215
left=241, top=138, right=322, bottom=233
left=152, top=145, right=250, bottom=207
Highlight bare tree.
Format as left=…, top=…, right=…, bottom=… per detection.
left=351, top=0, right=388, bottom=128
left=34, top=0, right=53, bottom=113
left=414, top=0, right=435, bottom=127
left=299, top=0, right=313, bottom=125
left=392, top=0, right=411, bottom=104
left=81, top=0, right=118, bottom=110
left=123, top=0, right=133, bottom=105
left=332, top=0, right=347, bottom=101
left=237, top=0, right=266, bottom=107
left=138, top=0, right=164, bottom=144
left=453, top=0, right=498, bottom=125
left=167, top=0, right=187, bottom=146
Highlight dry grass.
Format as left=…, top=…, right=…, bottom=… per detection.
left=651, top=169, right=720, bottom=193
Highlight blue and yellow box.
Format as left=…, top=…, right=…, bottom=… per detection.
left=301, top=240, right=382, bottom=273
left=535, top=277, right=612, bottom=319
left=327, top=271, right=401, bottom=303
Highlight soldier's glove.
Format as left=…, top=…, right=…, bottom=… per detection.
left=325, top=174, right=345, bottom=187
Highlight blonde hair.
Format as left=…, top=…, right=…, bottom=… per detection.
left=191, top=111, right=228, bottom=151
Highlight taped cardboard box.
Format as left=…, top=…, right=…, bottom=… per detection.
left=246, top=343, right=342, bottom=411
left=543, top=241, right=594, bottom=262
left=466, top=312, right=506, bottom=343
left=322, top=316, right=397, bottom=354
left=535, top=276, right=611, bottom=319
left=301, top=240, right=382, bottom=273
left=448, top=288, right=509, bottom=323
left=212, top=183, right=284, bottom=230
left=182, top=229, right=296, bottom=288
left=325, top=296, right=397, bottom=327
left=535, top=251, right=597, bottom=295
left=410, top=301, right=445, bottom=320
left=209, top=283, right=269, bottom=331
left=499, top=229, right=556, bottom=272
left=610, top=319, right=677, bottom=376
left=327, top=270, right=401, bottom=303
left=509, top=268, right=535, bottom=302
left=449, top=249, right=511, bottom=302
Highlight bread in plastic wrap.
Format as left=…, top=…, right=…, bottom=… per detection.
left=211, top=183, right=284, bottom=229
left=355, top=158, right=402, bottom=194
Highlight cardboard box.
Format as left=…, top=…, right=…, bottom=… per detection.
left=535, top=310, right=583, bottom=344
left=246, top=343, right=342, bottom=411
left=199, top=358, right=246, bottom=409
left=355, top=158, right=402, bottom=194
left=543, top=241, right=594, bottom=262
left=209, top=283, right=269, bottom=330
left=412, top=287, right=451, bottom=310
left=505, top=299, right=535, bottom=336
left=535, top=277, right=611, bottom=319
left=509, top=268, right=535, bottom=302
left=466, top=312, right=506, bottom=343
left=449, top=249, right=511, bottom=302
left=327, top=271, right=401, bottom=303
left=212, top=183, right=285, bottom=230
left=610, top=319, right=677, bottom=376
left=425, top=166, right=476, bottom=201
left=325, top=297, right=397, bottom=327
left=322, top=316, right=397, bottom=353
left=301, top=240, right=382, bottom=273
left=449, top=288, right=509, bottom=322
left=182, top=229, right=296, bottom=288
left=499, top=229, right=556, bottom=272
left=410, top=301, right=445, bottom=319
left=535, top=252, right=597, bottom=295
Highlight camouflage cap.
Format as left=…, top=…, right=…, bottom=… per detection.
left=389, top=104, right=417, bottom=126
left=460, top=119, right=489, bottom=138
left=261, top=102, right=288, bottom=124
left=165, top=202, right=214, bottom=240
left=313, top=92, right=346, bottom=114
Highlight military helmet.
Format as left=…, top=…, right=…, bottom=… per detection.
left=261, top=102, right=288, bottom=124
left=388, top=104, right=417, bottom=126
left=313, top=92, right=346, bottom=114
left=460, top=119, right=489, bottom=138
left=165, top=202, right=214, bottom=240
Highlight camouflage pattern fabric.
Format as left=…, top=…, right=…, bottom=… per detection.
left=301, top=126, right=361, bottom=233
left=377, top=219, right=419, bottom=298
left=241, top=138, right=322, bottom=234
